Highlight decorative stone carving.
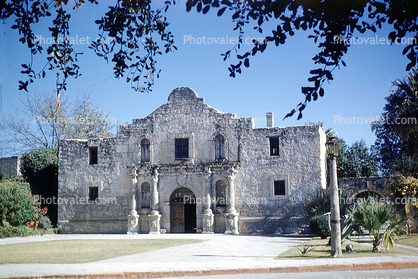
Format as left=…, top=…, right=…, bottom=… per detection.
left=151, top=168, right=159, bottom=214
left=127, top=168, right=139, bottom=234
left=130, top=193, right=137, bottom=215
left=216, top=207, right=226, bottom=214
left=127, top=212, right=139, bottom=234
left=202, top=193, right=214, bottom=234
left=141, top=208, right=150, bottom=215
left=148, top=212, right=161, bottom=234
left=148, top=167, right=161, bottom=234
left=224, top=211, right=239, bottom=235
left=224, top=167, right=239, bottom=234
left=227, top=167, right=237, bottom=214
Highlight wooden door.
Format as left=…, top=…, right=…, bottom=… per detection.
left=170, top=202, right=184, bottom=233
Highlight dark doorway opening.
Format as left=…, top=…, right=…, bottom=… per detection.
left=170, top=188, right=196, bottom=233
left=184, top=203, right=196, bottom=233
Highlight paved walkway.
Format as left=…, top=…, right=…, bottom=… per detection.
left=1, top=234, right=418, bottom=278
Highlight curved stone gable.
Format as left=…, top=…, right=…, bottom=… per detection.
left=167, top=87, right=199, bottom=103
left=131, top=87, right=242, bottom=130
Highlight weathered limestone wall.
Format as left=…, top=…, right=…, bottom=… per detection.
left=117, top=89, right=243, bottom=166
left=58, top=138, right=129, bottom=233
left=237, top=125, right=326, bottom=234
left=0, top=156, right=22, bottom=177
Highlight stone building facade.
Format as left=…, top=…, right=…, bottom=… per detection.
left=0, top=156, right=22, bottom=178
left=58, top=87, right=326, bottom=234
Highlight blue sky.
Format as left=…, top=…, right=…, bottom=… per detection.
left=0, top=1, right=412, bottom=157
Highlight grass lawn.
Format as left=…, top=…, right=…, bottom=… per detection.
left=276, top=237, right=417, bottom=259
left=0, top=239, right=204, bottom=264
left=397, top=234, right=418, bottom=247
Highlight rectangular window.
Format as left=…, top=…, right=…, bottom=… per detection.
left=89, top=187, right=99, bottom=201
left=274, top=180, right=286, bottom=196
left=89, top=147, right=98, bottom=165
left=270, top=137, right=279, bottom=156
left=175, top=138, right=189, bottom=159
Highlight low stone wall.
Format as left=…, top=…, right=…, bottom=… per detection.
left=60, top=220, right=127, bottom=234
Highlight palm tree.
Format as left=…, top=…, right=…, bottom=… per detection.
left=350, top=197, right=407, bottom=252
left=387, top=68, right=418, bottom=158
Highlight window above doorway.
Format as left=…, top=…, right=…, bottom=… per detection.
left=175, top=138, right=189, bottom=159
left=141, top=138, right=151, bottom=163
left=215, top=134, right=225, bottom=160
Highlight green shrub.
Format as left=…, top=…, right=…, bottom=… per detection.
left=0, top=220, right=13, bottom=238
left=304, top=189, right=350, bottom=219
left=0, top=177, right=44, bottom=227
left=309, top=214, right=330, bottom=239
left=38, top=215, right=53, bottom=229
left=350, top=197, right=407, bottom=251
left=22, top=148, right=58, bottom=226
left=304, top=190, right=331, bottom=219
left=0, top=219, right=54, bottom=238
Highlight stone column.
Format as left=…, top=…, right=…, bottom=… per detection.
left=227, top=169, right=237, bottom=214
left=127, top=168, right=139, bottom=234
left=225, top=168, right=239, bottom=235
left=151, top=169, right=159, bottom=213
left=202, top=168, right=214, bottom=234
left=211, top=182, right=216, bottom=211
left=149, top=168, right=161, bottom=234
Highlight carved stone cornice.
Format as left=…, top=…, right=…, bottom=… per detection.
left=127, top=162, right=239, bottom=177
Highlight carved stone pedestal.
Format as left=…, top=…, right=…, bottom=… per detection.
left=148, top=211, right=161, bottom=234
left=224, top=211, right=239, bottom=235
left=202, top=209, right=214, bottom=234
left=127, top=211, right=139, bottom=234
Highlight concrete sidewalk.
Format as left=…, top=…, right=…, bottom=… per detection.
left=1, top=233, right=418, bottom=278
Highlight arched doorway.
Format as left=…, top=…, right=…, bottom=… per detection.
left=170, top=188, right=196, bottom=233
left=349, top=189, right=385, bottom=204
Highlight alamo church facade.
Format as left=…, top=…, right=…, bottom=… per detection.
left=58, top=87, right=326, bottom=234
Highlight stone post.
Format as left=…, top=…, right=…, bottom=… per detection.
left=149, top=167, right=161, bottom=234
left=225, top=167, right=239, bottom=234
left=127, top=168, right=139, bottom=234
left=202, top=168, right=214, bottom=233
